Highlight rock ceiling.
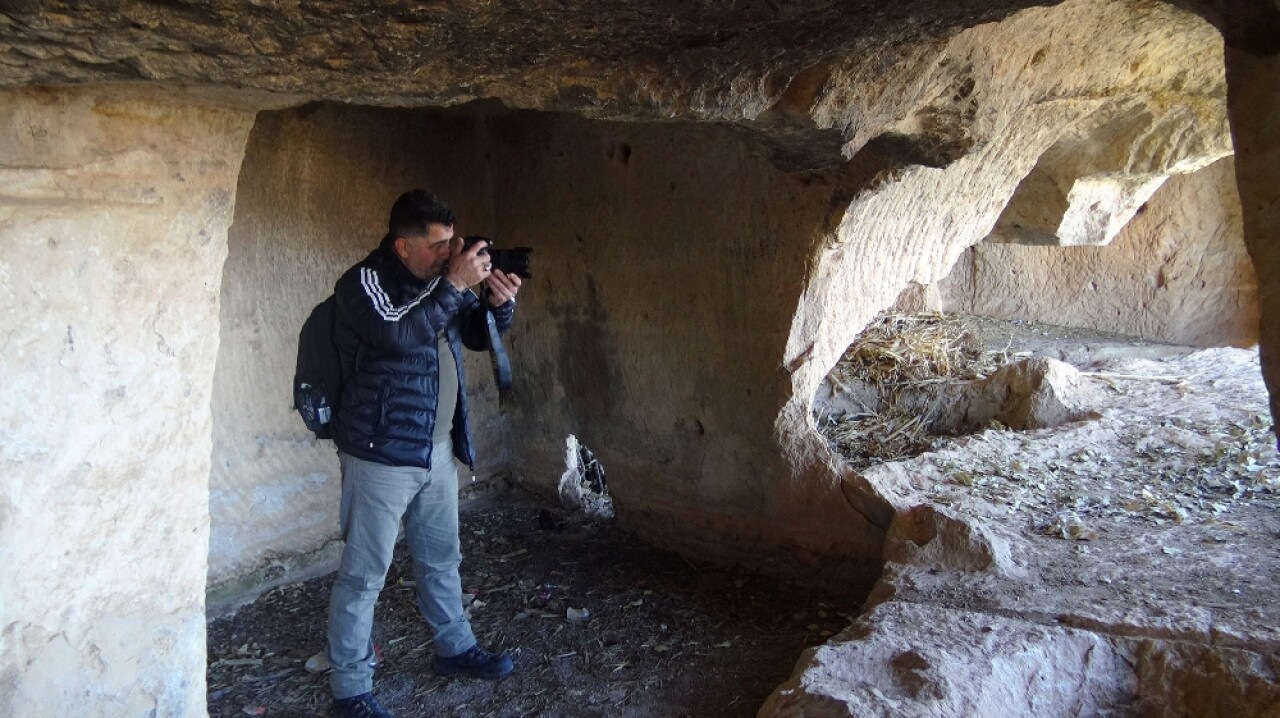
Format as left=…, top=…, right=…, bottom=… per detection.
left=0, top=1, right=1116, bottom=116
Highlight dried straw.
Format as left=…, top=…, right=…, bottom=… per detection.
left=833, top=312, right=992, bottom=389
left=820, top=312, right=1008, bottom=468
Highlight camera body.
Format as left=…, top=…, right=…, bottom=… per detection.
left=463, top=235, right=533, bottom=279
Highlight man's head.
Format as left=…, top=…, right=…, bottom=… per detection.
left=388, top=190, right=457, bottom=281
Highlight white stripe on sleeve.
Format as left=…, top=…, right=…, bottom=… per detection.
left=359, top=267, right=440, bottom=322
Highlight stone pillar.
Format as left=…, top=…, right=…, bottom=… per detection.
left=0, top=87, right=252, bottom=717
left=1226, top=43, right=1280, bottom=443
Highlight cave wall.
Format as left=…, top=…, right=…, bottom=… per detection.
left=208, top=103, right=503, bottom=602
left=485, top=112, right=882, bottom=579
left=932, top=158, right=1257, bottom=348
left=0, top=87, right=252, bottom=717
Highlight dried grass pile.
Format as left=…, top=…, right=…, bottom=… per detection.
left=819, top=312, right=1008, bottom=469
left=832, top=312, right=993, bottom=387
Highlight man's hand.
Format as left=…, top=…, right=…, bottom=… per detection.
left=444, top=240, right=490, bottom=291
left=485, top=269, right=522, bottom=306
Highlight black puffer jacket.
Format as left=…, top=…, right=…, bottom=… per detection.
left=330, top=243, right=514, bottom=469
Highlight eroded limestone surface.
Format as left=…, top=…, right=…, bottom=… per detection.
left=936, top=158, right=1258, bottom=348
left=767, top=347, right=1280, bottom=716
left=763, top=601, right=1280, bottom=718
left=0, top=0, right=1052, bottom=127
left=0, top=87, right=253, bottom=717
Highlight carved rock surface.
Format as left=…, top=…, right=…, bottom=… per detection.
left=777, top=0, right=1229, bottom=471
left=762, top=602, right=1280, bottom=718
left=795, top=347, right=1280, bottom=718
left=938, top=158, right=1258, bottom=348
left=0, top=0, right=1051, bottom=127
left=1226, top=47, right=1280, bottom=437
left=207, top=103, right=505, bottom=598
left=0, top=87, right=253, bottom=718
left=207, top=101, right=888, bottom=602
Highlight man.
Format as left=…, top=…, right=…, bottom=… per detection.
left=326, top=189, right=522, bottom=718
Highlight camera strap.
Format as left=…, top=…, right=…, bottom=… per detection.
left=482, top=290, right=513, bottom=400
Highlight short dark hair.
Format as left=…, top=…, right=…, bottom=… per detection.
left=388, top=190, right=455, bottom=238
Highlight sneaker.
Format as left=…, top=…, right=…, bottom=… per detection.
left=332, top=692, right=394, bottom=718
left=432, top=644, right=514, bottom=679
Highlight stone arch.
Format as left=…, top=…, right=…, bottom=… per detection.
left=775, top=0, right=1231, bottom=486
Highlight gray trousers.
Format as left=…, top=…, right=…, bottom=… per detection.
left=327, top=444, right=478, bottom=699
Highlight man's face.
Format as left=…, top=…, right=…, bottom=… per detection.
left=395, top=223, right=456, bottom=281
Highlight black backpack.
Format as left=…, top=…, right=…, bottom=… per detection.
left=293, top=295, right=342, bottom=440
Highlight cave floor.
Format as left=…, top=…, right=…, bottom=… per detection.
left=206, top=489, right=863, bottom=718
left=847, top=317, right=1280, bottom=668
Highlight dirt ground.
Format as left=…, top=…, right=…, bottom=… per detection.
left=207, top=490, right=864, bottom=718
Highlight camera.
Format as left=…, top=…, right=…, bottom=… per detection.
left=463, top=235, right=533, bottom=279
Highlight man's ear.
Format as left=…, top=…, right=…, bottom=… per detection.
left=392, top=236, right=410, bottom=260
